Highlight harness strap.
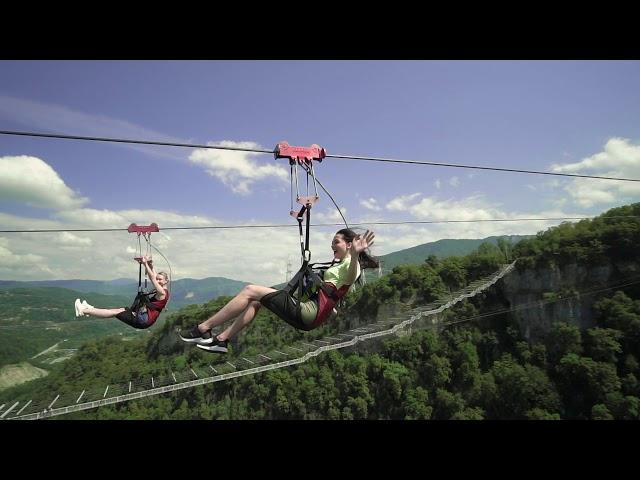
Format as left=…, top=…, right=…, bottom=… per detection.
left=284, top=264, right=340, bottom=302
left=131, top=290, right=162, bottom=313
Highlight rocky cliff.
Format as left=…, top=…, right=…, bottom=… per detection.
left=502, top=260, right=640, bottom=341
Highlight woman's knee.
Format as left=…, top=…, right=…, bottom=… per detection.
left=243, top=284, right=264, bottom=299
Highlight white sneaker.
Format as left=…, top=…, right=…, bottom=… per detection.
left=80, top=300, right=94, bottom=315
left=74, top=299, right=82, bottom=317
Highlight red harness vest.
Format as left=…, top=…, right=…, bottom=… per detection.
left=310, top=283, right=350, bottom=329
left=146, top=291, right=169, bottom=325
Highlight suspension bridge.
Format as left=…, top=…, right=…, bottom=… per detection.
left=1, top=261, right=516, bottom=420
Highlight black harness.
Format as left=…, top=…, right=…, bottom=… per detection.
left=130, top=260, right=162, bottom=314
left=130, top=289, right=158, bottom=314
left=283, top=204, right=340, bottom=320
left=273, top=142, right=350, bottom=320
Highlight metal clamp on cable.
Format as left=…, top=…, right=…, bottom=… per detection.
left=275, top=141, right=326, bottom=265
left=275, top=141, right=324, bottom=213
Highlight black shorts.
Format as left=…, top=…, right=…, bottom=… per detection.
left=260, top=290, right=314, bottom=331
left=115, top=308, right=151, bottom=329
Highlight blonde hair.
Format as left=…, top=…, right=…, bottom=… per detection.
left=157, top=271, right=169, bottom=282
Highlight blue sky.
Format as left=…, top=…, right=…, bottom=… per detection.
left=1, top=60, right=639, bottom=285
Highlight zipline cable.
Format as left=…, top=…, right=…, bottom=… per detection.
left=1, top=215, right=638, bottom=234
left=1, top=129, right=638, bottom=182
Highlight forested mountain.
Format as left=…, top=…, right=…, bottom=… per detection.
left=2, top=203, right=639, bottom=420
left=0, top=235, right=526, bottom=308
left=0, top=287, right=137, bottom=370
left=0, top=276, right=250, bottom=310
left=377, top=235, right=530, bottom=274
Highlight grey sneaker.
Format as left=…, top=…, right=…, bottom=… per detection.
left=178, top=325, right=213, bottom=345
left=196, top=338, right=228, bottom=354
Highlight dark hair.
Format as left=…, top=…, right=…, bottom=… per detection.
left=335, top=228, right=380, bottom=270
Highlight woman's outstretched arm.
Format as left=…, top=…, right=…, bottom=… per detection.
left=142, top=256, right=166, bottom=299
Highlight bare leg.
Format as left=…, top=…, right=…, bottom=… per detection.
left=218, top=301, right=262, bottom=341
left=198, top=285, right=276, bottom=332
left=83, top=307, right=126, bottom=318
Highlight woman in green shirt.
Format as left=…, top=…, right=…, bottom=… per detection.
left=179, top=228, right=378, bottom=353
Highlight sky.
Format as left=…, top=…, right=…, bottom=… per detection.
left=1, top=60, right=639, bottom=286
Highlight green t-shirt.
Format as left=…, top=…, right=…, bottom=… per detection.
left=323, top=255, right=360, bottom=291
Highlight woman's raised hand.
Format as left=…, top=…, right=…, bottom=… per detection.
left=350, top=230, right=375, bottom=254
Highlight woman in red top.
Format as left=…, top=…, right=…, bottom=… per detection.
left=74, top=256, right=169, bottom=329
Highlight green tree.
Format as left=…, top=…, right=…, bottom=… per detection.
left=584, top=328, right=623, bottom=363
left=404, top=387, right=432, bottom=420
left=525, top=408, right=561, bottom=420
left=555, top=353, right=621, bottom=419
left=603, top=392, right=640, bottom=420
left=483, top=354, right=561, bottom=419
left=545, top=322, right=583, bottom=365
left=451, top=406, right=485, bottom=420
left=595, top=291, right=640, bottom=359
left=496, top=237, right=513, bottom=262
left=432, top=388, right=466, bottom=420
left=423, top=354, right=452, bottom=390
left=591, top=404, right=614, bottom=420
left=438, top=257, right=467, bottom=290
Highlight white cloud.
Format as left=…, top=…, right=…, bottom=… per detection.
left=434, top=179, right=441, bottom=189
left=313, top=207, right=349, bottom=223
left=359, top=198, right=382, bottom=211
left=255, top=261, right=282, bottom=273
left=372, top=192, right=589, bottom=255
left=54, top=208, right=130, bottom=227
left=189, top=141, right=288, bottom=195
left=0, top=195, right=597, bottom=286
left=0, top=143, right=629, bottom=286
left=449, top=176, right=460, bottom=187
left=0, top=240, right=48, bottom=271
left=0, top=150, right=299, bottom=284
left=386, top=193, right=496, bottom=221
left=54, top=208, right=215, bottom=229
left=54, top=232, right=93, bottom=247
left=0, top=156, right=88, bottom=210
left=553, top=197, right=568, bottom=208
left=0, top=212, right=61, bottom=230
left=0, top=96, right=289, bottom=200
left=386, top=193, right=422, bottom=211
left=564, top=181, right=618, bottom=208
left=406, top=195, right=495, bottom=221
left=551, top=138, right=640, bottom=174
left=0, top=213, right=303, bottom=285
left=550, top=137, right=640, bottom=208
left=362, top=204, right=587, bottom=257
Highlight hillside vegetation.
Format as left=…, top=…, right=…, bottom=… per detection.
left=2, top=203, right=639, bottom=420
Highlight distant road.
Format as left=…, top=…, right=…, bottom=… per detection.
left=31, top=340, right=66, bottom=359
